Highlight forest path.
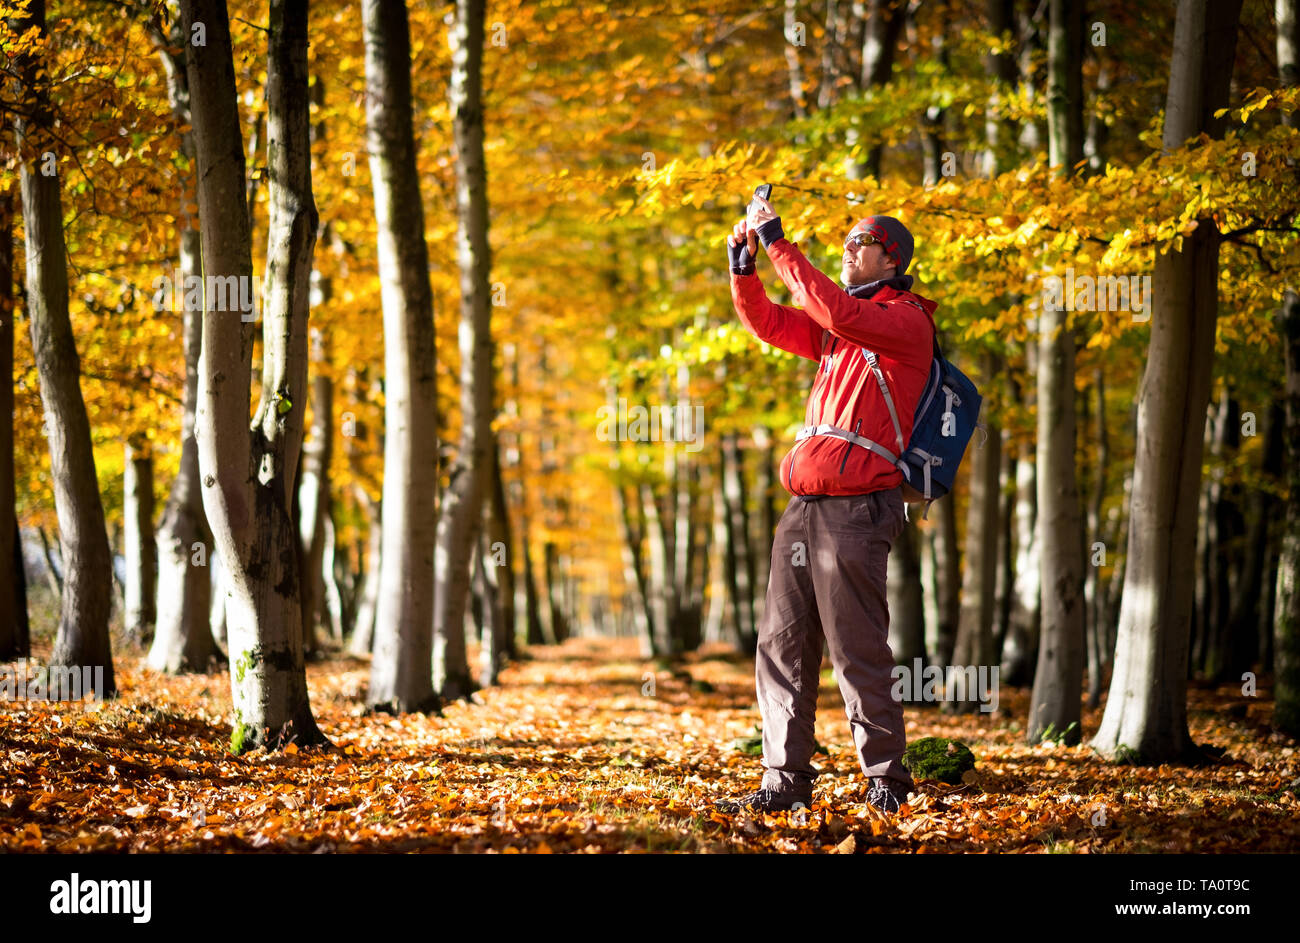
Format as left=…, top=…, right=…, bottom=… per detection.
left=1, top=636, right=1295, bottom=853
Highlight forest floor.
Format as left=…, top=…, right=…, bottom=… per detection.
left=2, top=628, right=1298, bottom=853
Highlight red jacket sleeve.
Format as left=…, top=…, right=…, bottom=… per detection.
left=730, top=271, right=823, bottom=362
left=765, top=238, right=932, bottom=363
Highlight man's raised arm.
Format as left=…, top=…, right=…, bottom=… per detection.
left=763, top=236, right=930, bottom=363
left=727, top=219, right=823, bottom=362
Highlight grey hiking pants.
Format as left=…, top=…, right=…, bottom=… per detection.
left=756, top=487, right=913, bottom=794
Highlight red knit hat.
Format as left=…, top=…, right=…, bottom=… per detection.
left=845, top=216, right=914, bottom=275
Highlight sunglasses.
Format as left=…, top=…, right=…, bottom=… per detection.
left=844, top=232, right=880, bottom=249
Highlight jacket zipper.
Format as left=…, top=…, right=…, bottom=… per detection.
left=790, top=338, right=838, bottom=489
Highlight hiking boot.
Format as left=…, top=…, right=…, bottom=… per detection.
left=865, top=777, right=911, bottom=814
left=714, top=787, right=812, bottom=814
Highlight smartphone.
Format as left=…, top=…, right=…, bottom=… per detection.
left=748, top=183, right=772, bottom=215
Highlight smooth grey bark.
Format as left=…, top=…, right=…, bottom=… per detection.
left=298, top=331, right=333, bottom=654
left=887, top=517, right=925, bottom=663
left=950, top=354, right=1001, bottom=712
left=123, top=442, right=156, bottom=644
left=482, top=434, right=515, bottom=674
left=1092, top=0, right=1243, bottom=761
left=147, top=8, right=216, bottom=674
left=1027, top=0, right=1086, bottom=744
left=433, top=0, right=492, bottom=700
left=0, top=185, right=29, bottom=658
left=348, top=483, right=382, bottom=655
left=1276, top=290, right=1300, bottom=735
left=1272, top=0, right=1299, bottom=736
left=722, top=431, right=757, bottom=655
left=363, top=0, right=439, bottom=711
left=320, top=511, right=344, bottom=640
left=929, top=480, right=960, bottom=665
left=16, top=0, right=115, bottom=696
left=1084, top=369, right=1110, bottom=707
left=1003, top=415, right=1040, bottom=685
left=615, top=479, right=654, bottom=657
left=473, top=532, right=498, bottom=687
left=183, top=0, right=323, bottom=748
left=993, top=430, right=1015, bottom=660
left=642, top=481, right=672, bottom=656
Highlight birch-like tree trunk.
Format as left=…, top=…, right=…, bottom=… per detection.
left=929, top=484, right=960, bottom=665
left=1026, top=0, right=1086, bottom=745
left=183, top=0, right=323, bottom=749
left=1092, top=0, right=1244, bottom=761
left=0, top=185, right=29, bottom=659
left=363, top=0, right=439, bottom=711
left=950, top=357, right=1001, bottom=712
left=433, top=0, right=493, bottom=700
left=348, top=483, right=382, bottom=655
left=148, top=11, right=216, bottom=673
left=298, top=330, right=333, bottom=654
left=16, top=0, right=116, bottom=696
left=123, top=441, right=156, bottom=644
left=1270, top=0, right=1299, bottom=734
left=887, top=518, right=925, bottom=663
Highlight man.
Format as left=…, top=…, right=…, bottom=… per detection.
left=716, top=193, right=936, bottom=815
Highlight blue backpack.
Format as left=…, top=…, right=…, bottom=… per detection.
left=798, top=322, right=982, bottom=519
left=874, top=335, right=983, bottom=517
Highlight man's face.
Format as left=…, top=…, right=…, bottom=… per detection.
left=841, top=233, right=896, bottom=286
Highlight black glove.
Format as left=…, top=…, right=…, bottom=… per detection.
left=727, top=233, right=758, bottom=275
left=754, top=216, right=785, bottom=248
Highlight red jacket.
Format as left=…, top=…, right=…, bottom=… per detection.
left=731, top=237, right=937, bottom=497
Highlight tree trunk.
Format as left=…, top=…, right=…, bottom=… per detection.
left=183, top=0, right=323, bottom=748
left=887, top=517, right=925, bottom=663
left=847, top=0, right=904, bottom=179
left=722, top=432, right=757, bottom=655
left=1228, top=402, right=1282, bottom=678
left=1275, top=287, right=1300, bottom=735
left=16, top=0, right=116, bottom=696
left=1084, top=368, right=1109, bottom=707
left=919, top=0, right=950, bottom=186
left=641, top=482, right=671, bottom=656
left=930, top=481, right=961, bottom=665
left=480, top=434, right=514, bottom=680
left=993, top=430, right=1015, bottom=663
left=1092, top=0, right=1243, bottom=761
left=123, top=442, right=156, bottom=645
left=147, top=8, right=216, bottom=675
left=321, top=511, right=344, bottom=641
left=1003, top=425, right=1040, bottom=685
left=0, top=183, right=29, bottom=658
left=363, top=0, right=440, bottom=712
left=432, top=0, right=492, bottom=701
left=1026, top=0, right=1087, bottom=745
left=704, top=463, right=728, bottom=646
left=981, top=0, right=1018, bottom=176
left=1274, top=0, right=1294, bottom=728
left=615, top=480, right=654, bottom=657
left=297, top=332, right=333, bottom=655
left=950, top=353, right=1001, bottom=712
left=348, top=484, right=382, bottom=655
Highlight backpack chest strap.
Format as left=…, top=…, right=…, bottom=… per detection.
left=796, top=423, right=901, bottom=469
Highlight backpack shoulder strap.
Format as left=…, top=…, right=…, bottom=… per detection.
left=860, top=348, right=905, bottom=455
